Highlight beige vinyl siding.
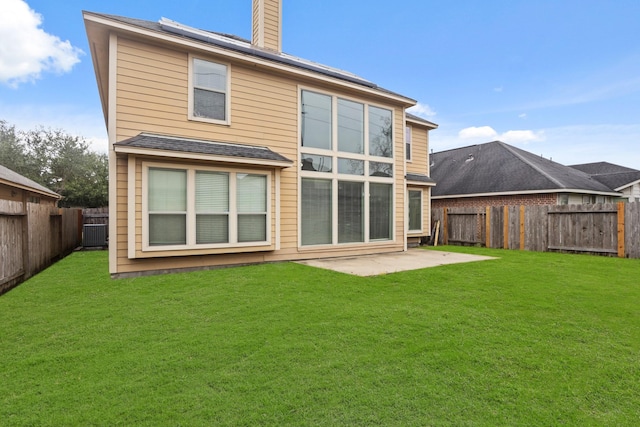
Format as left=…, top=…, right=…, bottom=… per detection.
left=262, top=0, right=281, bottom=51
left=112, top=37, right=409, bottom=275
left=393, top=111, right=406, bottom=244
left=252, top=1, right=260, bottom=46
left=406, top=124, right=429, bottom=176
left=252, top=0, right=281, bottom=51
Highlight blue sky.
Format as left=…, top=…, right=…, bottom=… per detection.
left=1, top=0, right=639, bottom=168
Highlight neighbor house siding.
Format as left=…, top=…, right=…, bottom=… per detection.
left=111, top=37, right=408, bottom=275
left=432, top=193, right=559, bottom=209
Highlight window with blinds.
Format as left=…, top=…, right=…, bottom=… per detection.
left=190, top=57, right=229, bottom=123
left=299, top=89, right=395, bottom=246
left=196, top=171, right=229, bottom=244
left=149, top=168, right=187, bottom=246
left=145, top=166, right=269, bottom=250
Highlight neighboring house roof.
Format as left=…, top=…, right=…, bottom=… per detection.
left=430, top=141, right=619, bottom=198
left=83, top=12, right=415, bottom=104
left=405, top=113, right=438, bottom=129
left=114, top=133, right=293, bottom=168
left=569, top=162, right=640, bottom=191
left=0, top=164, right=60, bottom=199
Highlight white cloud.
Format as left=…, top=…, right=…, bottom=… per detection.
left=0, top=0, right=83, bottom=86
left=459, top=126, right=498, bottom=139
left=407, top=102, right=436, bottom=118
left=458, top=126, right=543, bottom=144
left=500, top=130, right=544, bottom=144
left=518, top=113, right=527, bottom=119
left=494, top=86, right=503, bottom=92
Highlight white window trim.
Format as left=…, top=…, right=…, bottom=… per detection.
left=297, top=86, right=396, bottom=248
left=405, top=125, right=412, bottom=162
left=187, top=54, right=231, bottom=125
left=142, top=161, right=271, bottom=252
left=407, top=189, right=423, bottom=233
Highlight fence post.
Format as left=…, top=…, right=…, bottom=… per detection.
left=503, top=206, right=509, bottom=249
left=519, top=205, right=525, bottom=251
left=618, top=202, right=625, bottom=258
left=485, top=206, right=491, bottom=248
left=21, top=191, right=30, bottom=278
left=443, top=207, right=448, bottom=245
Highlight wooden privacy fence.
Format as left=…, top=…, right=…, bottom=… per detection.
left=83, top=207, right=109, bottom=226
left=431, top=202, right=640, bottom=259
left=1, top=202, right=82, bottom=294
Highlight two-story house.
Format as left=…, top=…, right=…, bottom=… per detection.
left=84, top=0, right=437, bottom=277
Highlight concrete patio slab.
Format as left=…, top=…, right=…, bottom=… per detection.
left=295, top=249, right=497, bottom=276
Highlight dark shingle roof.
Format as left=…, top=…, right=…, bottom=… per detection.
left=570, top=162, right=640, bottom=190
left=430, top=141, right=616, bottom=197
left=0, top=164, right=60, bottom=198
left=114, top=133, right=293, bottom=164
left=406, top=173, right=435, bottom=184
left=405, top=113, right=438, bottom=129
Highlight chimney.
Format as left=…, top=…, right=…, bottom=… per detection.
left=252, top=0, right=282, bottom=52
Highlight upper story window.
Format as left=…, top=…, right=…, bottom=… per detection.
left=369, top=106, right=393, bottom=158
left=189, top=57, right=229, bottom=124
left=301, top=89, right=393, bottom=158
left=338, top=98, right=364, bottom=154
left=405, top=126, right=412, bottom=161
left=301, top=91, right=332, bottom=149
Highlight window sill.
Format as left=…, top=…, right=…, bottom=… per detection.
left=188, top=115, right=230, bottom=126
left=136, top=242, right=273, bottom=258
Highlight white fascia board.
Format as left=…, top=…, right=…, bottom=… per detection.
left=406, top=117, right=438, bottom=129
left=615, top=178, right=640, bottom=191
left=406, top=180, right=436, bottom=187
left=432, top=188, right=623, bottom=199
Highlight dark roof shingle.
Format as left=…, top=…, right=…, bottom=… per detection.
left=430, top=141, right=616, bottom=197
left=570, top=162, right=640, bottom=190
left=114, top=133, right=293, bottom=164
left=0, top=164, right=59, bottom=198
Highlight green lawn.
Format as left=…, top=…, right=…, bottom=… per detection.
left=1, top=247, right=639, bottom=426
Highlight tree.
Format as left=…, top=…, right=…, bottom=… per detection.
left=0, top=120, right=30, bottom=179
left=0, top=120, right=108, bottom=207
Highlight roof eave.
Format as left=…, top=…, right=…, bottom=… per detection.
left=615, top=178, right=640, bottom=191
left=432, top=188, right=623, bottom=200
left=0, top=178, right=61, bottom=200
left=406, top=116, right=438, bottom=129
left=113, top=145, right=293, bottom=168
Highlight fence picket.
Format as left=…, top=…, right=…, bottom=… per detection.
left=432, top=202, right=640, bottom=258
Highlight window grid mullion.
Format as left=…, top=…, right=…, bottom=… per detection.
left=229, top=173, right=238, bottom=244
left=364, top=181, right=370, bottom=243
left=332, top=179, right=338, bottom=245
left=187, top=169, right=196, bottom=246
